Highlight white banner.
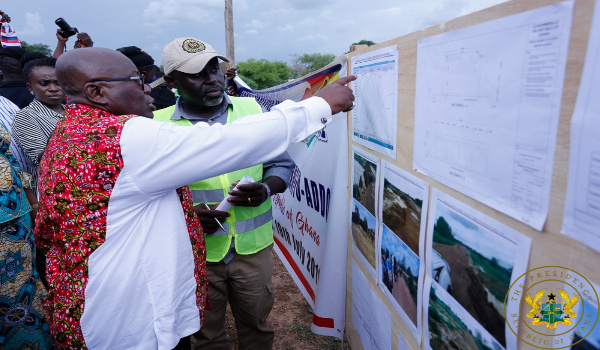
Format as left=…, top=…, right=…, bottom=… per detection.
left=239, top=58, right=350, bottom=339
left=272, top=110, right=349, bottom=339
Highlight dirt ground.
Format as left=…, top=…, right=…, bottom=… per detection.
left=224, top=250, right=350, bottom=349
left=351, top=222, right=376, bottom=269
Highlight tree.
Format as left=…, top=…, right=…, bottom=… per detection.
left=433, top=216, right=459, bottom=245
left=351, top=39, right=376, bottom=46
left=345, top=40, right=377, bottom=54
left=236, top=58, right=291, bottom=90
left=20, top=40, right=52, bottom=56
left=290, top=53, right=335, bottom=78
left=237, top=74, right=258, bottom=90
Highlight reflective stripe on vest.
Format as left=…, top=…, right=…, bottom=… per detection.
left=191, top=188, right=224, bottom=203
left=153, top=97, right=274, bottom=262
left=204, top=208, right=272, bottom=236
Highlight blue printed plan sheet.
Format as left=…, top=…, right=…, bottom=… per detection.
left=413, top=2, right=574, bottom=230
left=351, top=46, right=399, bottom=159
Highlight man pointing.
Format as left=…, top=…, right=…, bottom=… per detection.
left=34, top=46, right=355, bottom=349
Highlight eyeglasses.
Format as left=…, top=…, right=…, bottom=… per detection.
left=90, top=74, right=145, bottom=90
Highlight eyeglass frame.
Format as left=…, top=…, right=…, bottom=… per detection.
left=89, top=74, right=146, bottom=90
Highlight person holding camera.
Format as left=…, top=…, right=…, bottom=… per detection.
left=52, top=18, right=93, bottom=58
left=53, top=30, right=94, bottom=58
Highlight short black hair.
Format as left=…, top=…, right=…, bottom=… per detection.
left=116, top=46, right=154, bottom=69
left=0, top=47, right=27, bottom=60
left=23, top=57, right=57, bottom=83
left=0, top=56, right=22, bottom=75
left=20, top=51, right=47, bottom=66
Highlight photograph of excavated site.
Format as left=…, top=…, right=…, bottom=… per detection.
left=431, top=201, right=517, bottom=347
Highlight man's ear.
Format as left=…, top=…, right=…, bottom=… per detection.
left=83, top=82, right=109, bottom=106
left=163, top=75, right=177, bottom=89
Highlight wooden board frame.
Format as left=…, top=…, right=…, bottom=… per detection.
left=344, top=0, right=600, bottom=349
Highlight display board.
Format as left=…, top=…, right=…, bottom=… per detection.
left=344, top=0, right=600, bottom=349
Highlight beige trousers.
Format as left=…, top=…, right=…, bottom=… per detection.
left=191, top=245, right=275, bottom=350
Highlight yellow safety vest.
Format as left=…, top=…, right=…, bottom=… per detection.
left=153, top=97, right=273, bottom=262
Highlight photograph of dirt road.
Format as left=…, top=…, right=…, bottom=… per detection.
left=352, top=151, right=378, bottom=216
left=351, top=199, right=377, bottom=269
left=427, top=282, right=504, bottom=350
left=377, top=163, right=428, bottom=341
left=430, top=200, right=519, bottom=347
left=381, top=225, right=420, bottom=325
left=382, top=177, right=424, bottom=256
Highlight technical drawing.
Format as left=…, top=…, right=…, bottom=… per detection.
left=351, top=46, right=399, bottom=159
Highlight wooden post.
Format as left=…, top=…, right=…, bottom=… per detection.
left=224, top=0, right=235, bottom=67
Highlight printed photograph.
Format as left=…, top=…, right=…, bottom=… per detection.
left=428, top=282, right=504, bottom=350
left=351, top=198, right=377, bottom=269
left=431, top=201, right=517, bottom=347
left=382, top=176, right=424, bottom=256
left=353, top=152, right=377, bottom=216
left=381, top=225, right=420, bottom=325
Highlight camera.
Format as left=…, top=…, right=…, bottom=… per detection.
left=55, top=18, right=78, bottom=38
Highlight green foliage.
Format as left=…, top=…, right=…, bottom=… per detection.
left=354, top=153, right=365, bottom=167
left=429, top=291, right=495, bottom=350
left=352, top=39, right=376, bottom=46
left=236, top=58, right=291, bottom=89
left=414, top=198, right=423, bottom=208
left=353, top=184, right=360, bottom=201
left=238, top=74, right=258, bottom=90
left=433, top=216, right=459, bottom=245
left=406, top=273, right=419, bottom=304
left=470, top=249, right=512, bottom=302
left=290, top=53, right=336, bottom=78
left=20, top=41, right=52, bottom=56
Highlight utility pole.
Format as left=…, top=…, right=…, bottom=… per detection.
left=224, top=0, right=235, bottom=67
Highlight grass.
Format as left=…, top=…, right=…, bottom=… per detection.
left=282, top=305, right=351, bottom=349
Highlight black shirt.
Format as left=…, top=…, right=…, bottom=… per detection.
left=0, top=81, right=34, bottom=109
left=149, top=85, right=176, bottom=110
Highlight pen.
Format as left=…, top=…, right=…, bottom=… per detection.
left=203, top=203, right=226, bottom=233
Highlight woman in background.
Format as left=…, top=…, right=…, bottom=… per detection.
left=12, top=54, right=64, bottom=193
left=0, top=121, right=55, bottom=349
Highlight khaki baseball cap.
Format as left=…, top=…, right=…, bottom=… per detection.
left=161, top=38, right=229, bottom=75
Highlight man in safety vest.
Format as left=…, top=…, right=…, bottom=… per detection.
left=153, top=37, right=292, bottom=350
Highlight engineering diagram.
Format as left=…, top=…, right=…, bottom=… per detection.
left=351, top=46, right=399, bottom=159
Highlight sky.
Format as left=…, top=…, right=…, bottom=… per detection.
left=382, top=225, right=419, bottom=274
left=353, top=198, right=376, bottom=229
left=3, top=0, right=506, bottom=67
